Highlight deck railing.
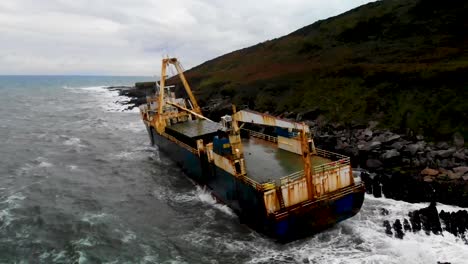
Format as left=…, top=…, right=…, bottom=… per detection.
left=313, top=148, right=350, bottom=173
left=279, top=170, right=305, bottom=185
left=240, top=175, right=276, bottom=191
left=241, top=128, right=278, bottom=143
left=161, top=132, right=198, bottom=154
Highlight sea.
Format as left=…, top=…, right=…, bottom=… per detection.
left=0, top=75, right=467, bottom=264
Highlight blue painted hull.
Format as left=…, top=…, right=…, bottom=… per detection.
left=148, top=126, right=365, bottom=242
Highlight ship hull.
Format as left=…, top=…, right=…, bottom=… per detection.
left=148, top=126, right=365, bottom=242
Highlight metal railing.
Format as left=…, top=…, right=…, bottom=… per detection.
left=313, top=148, right=350, bottom=173
left=161, top=132, right=198, bottom=154
left=242, top=128, right=278, bottom=143
left=279, top=170, right=305, bottom=185
left=240, top=175, right=276, bottom=191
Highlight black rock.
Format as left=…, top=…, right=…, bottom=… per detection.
left=380, top=208, right=389, bottom=216
left=393, top=219, right=404, bottom=239
left=403, top=218, right=412, bottom=232
left=383, top=220, right=393, bottom=236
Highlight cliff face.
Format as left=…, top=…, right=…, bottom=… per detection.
left=171, top=0, right=467, bottom=141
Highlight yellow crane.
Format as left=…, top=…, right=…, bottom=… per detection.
left=158, top=58, right=202, bottom=115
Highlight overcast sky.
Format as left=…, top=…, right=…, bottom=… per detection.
left=0, top=0, right=375, bottom=76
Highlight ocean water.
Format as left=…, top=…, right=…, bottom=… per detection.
left=0, top=75, right=467, bottom=263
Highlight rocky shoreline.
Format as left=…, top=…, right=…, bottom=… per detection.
left=312, top=122, right=468, bottom=207
left=382, top=201, right=467, bottom=246
left=108, top=84, right=468, bottom=208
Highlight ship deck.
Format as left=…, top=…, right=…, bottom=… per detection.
left=241, top=137, right=331, bottom=183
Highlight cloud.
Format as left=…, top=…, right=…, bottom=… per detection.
left=0, top=0, right=375, bottom=75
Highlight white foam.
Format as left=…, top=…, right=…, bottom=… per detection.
left=81, top=213, right=109, bottom=225
left=194, top=186, right=235, bottom=217
left=63, top=137, right=86, bottom=148
left=64, top=85, right=136, bottom=112
left=121, top=230, right=137, bottom=243
left=0, top=193, right=25, bottom=229
left=52, top=250, right=67, bottom=262
left=78, top=251, right=88, bottom=264
left=73, top=237, right=95, bottom=247
left=242, top=195, right=468, bottom=264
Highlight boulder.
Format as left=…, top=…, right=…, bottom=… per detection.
left=390, top=141, right=405, bottom=151
left=436, top=147, right=456, bottom=158
left=361, top=141, right=381, bottom=151
left=437, top=158, right=451, bottom=168
left=403, top=219, right=412, bottom=232
left=383, top=134, right=401, bottom=144
left=381, top=149, right=400, bottom=160
left=406, top=142, right=426, bottom=155
left=383, top=220, right=393, bottom=236
left=463, top=175, right=468, bottom=181
left=423, top=176, right=434, bottom=182
left=393, top=219, right=405, bottom=239
left=453, top=132, right=464, bottom=149
left=439, top=168, right=462, bottom=180
left=362, top=128, right=373, bottom=139
left=380, top=208, right=389, bottom=216
left=436, top=142, right=449, bottom=150
left=453, top=150, right=466, bottom=160
left=453, top=166, right=468, bottom=174
left=368, top=121, right=379, bottom=130
left=366, top=159, right=383, bottom=168
left=421, top=167, right=439, bottom=176
left=447, top=171, right=462, bottom=180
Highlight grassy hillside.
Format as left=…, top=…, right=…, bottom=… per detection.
left=171, top=0, right=468, bottom=141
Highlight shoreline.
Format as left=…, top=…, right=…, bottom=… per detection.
left=106, top=84, right=468, bottom=209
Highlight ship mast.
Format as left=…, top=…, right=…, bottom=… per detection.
left=158, top=58, right=202, bottom=115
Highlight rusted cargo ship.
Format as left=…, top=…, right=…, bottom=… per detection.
left=139, top=58, right=365, bottom=241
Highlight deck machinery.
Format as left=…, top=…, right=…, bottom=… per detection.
left=139, top=58, right=365, bottom=241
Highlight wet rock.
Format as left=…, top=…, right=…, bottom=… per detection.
left=383, top=220, right=393, bottom=236
left=416, top=135, right=424, bottom=141
left=362, top=141, right=381, bottom=151
left=448, top=171, right=463, bottom=180
left=423, top=176, right=434, bottom=182
left=453, top=150, right=466, bottom=161
left=384, top=134, right=401, bottom=143
left=366, top=159, right=383, bottom=169
left=406, top=142, right=426, bottom=155
left=439, top=210, right=468, bottom=238
left=373, top=180, right=383, bottom=198
left=437, top=158, right=451, bottom=169
left=421, top=167, right=439, bottom=176
left=408, top=211, right=421, bottom=232
left=403, top=219, right=412, bottom=232
left=368, top=121, right=379, bottom=130
left=380, top=208, right=389, bottom=216
left=453, top=132, right=464, bottom=149
left=419, top=202, right=442, bottom=235
left=362, top=128, right=373, bottom=139
left=393, top=219, right=404, bottom=239
left=390, top=141, right=405, bottom=151
left=381, top=149, right=400, bottom=160
left=436, top=148, right=457, bottom=158
left=436, top=142, right=450, bottom=150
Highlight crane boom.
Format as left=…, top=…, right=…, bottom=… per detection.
left=232, top=109, right=310, bottom=133
left=158, top=58, right=202, bottom=115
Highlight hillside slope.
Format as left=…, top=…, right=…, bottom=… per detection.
left=172, top=0, right=468, bottom=140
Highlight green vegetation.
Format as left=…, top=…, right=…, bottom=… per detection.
left=171, top=0, right=468, bottom=141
